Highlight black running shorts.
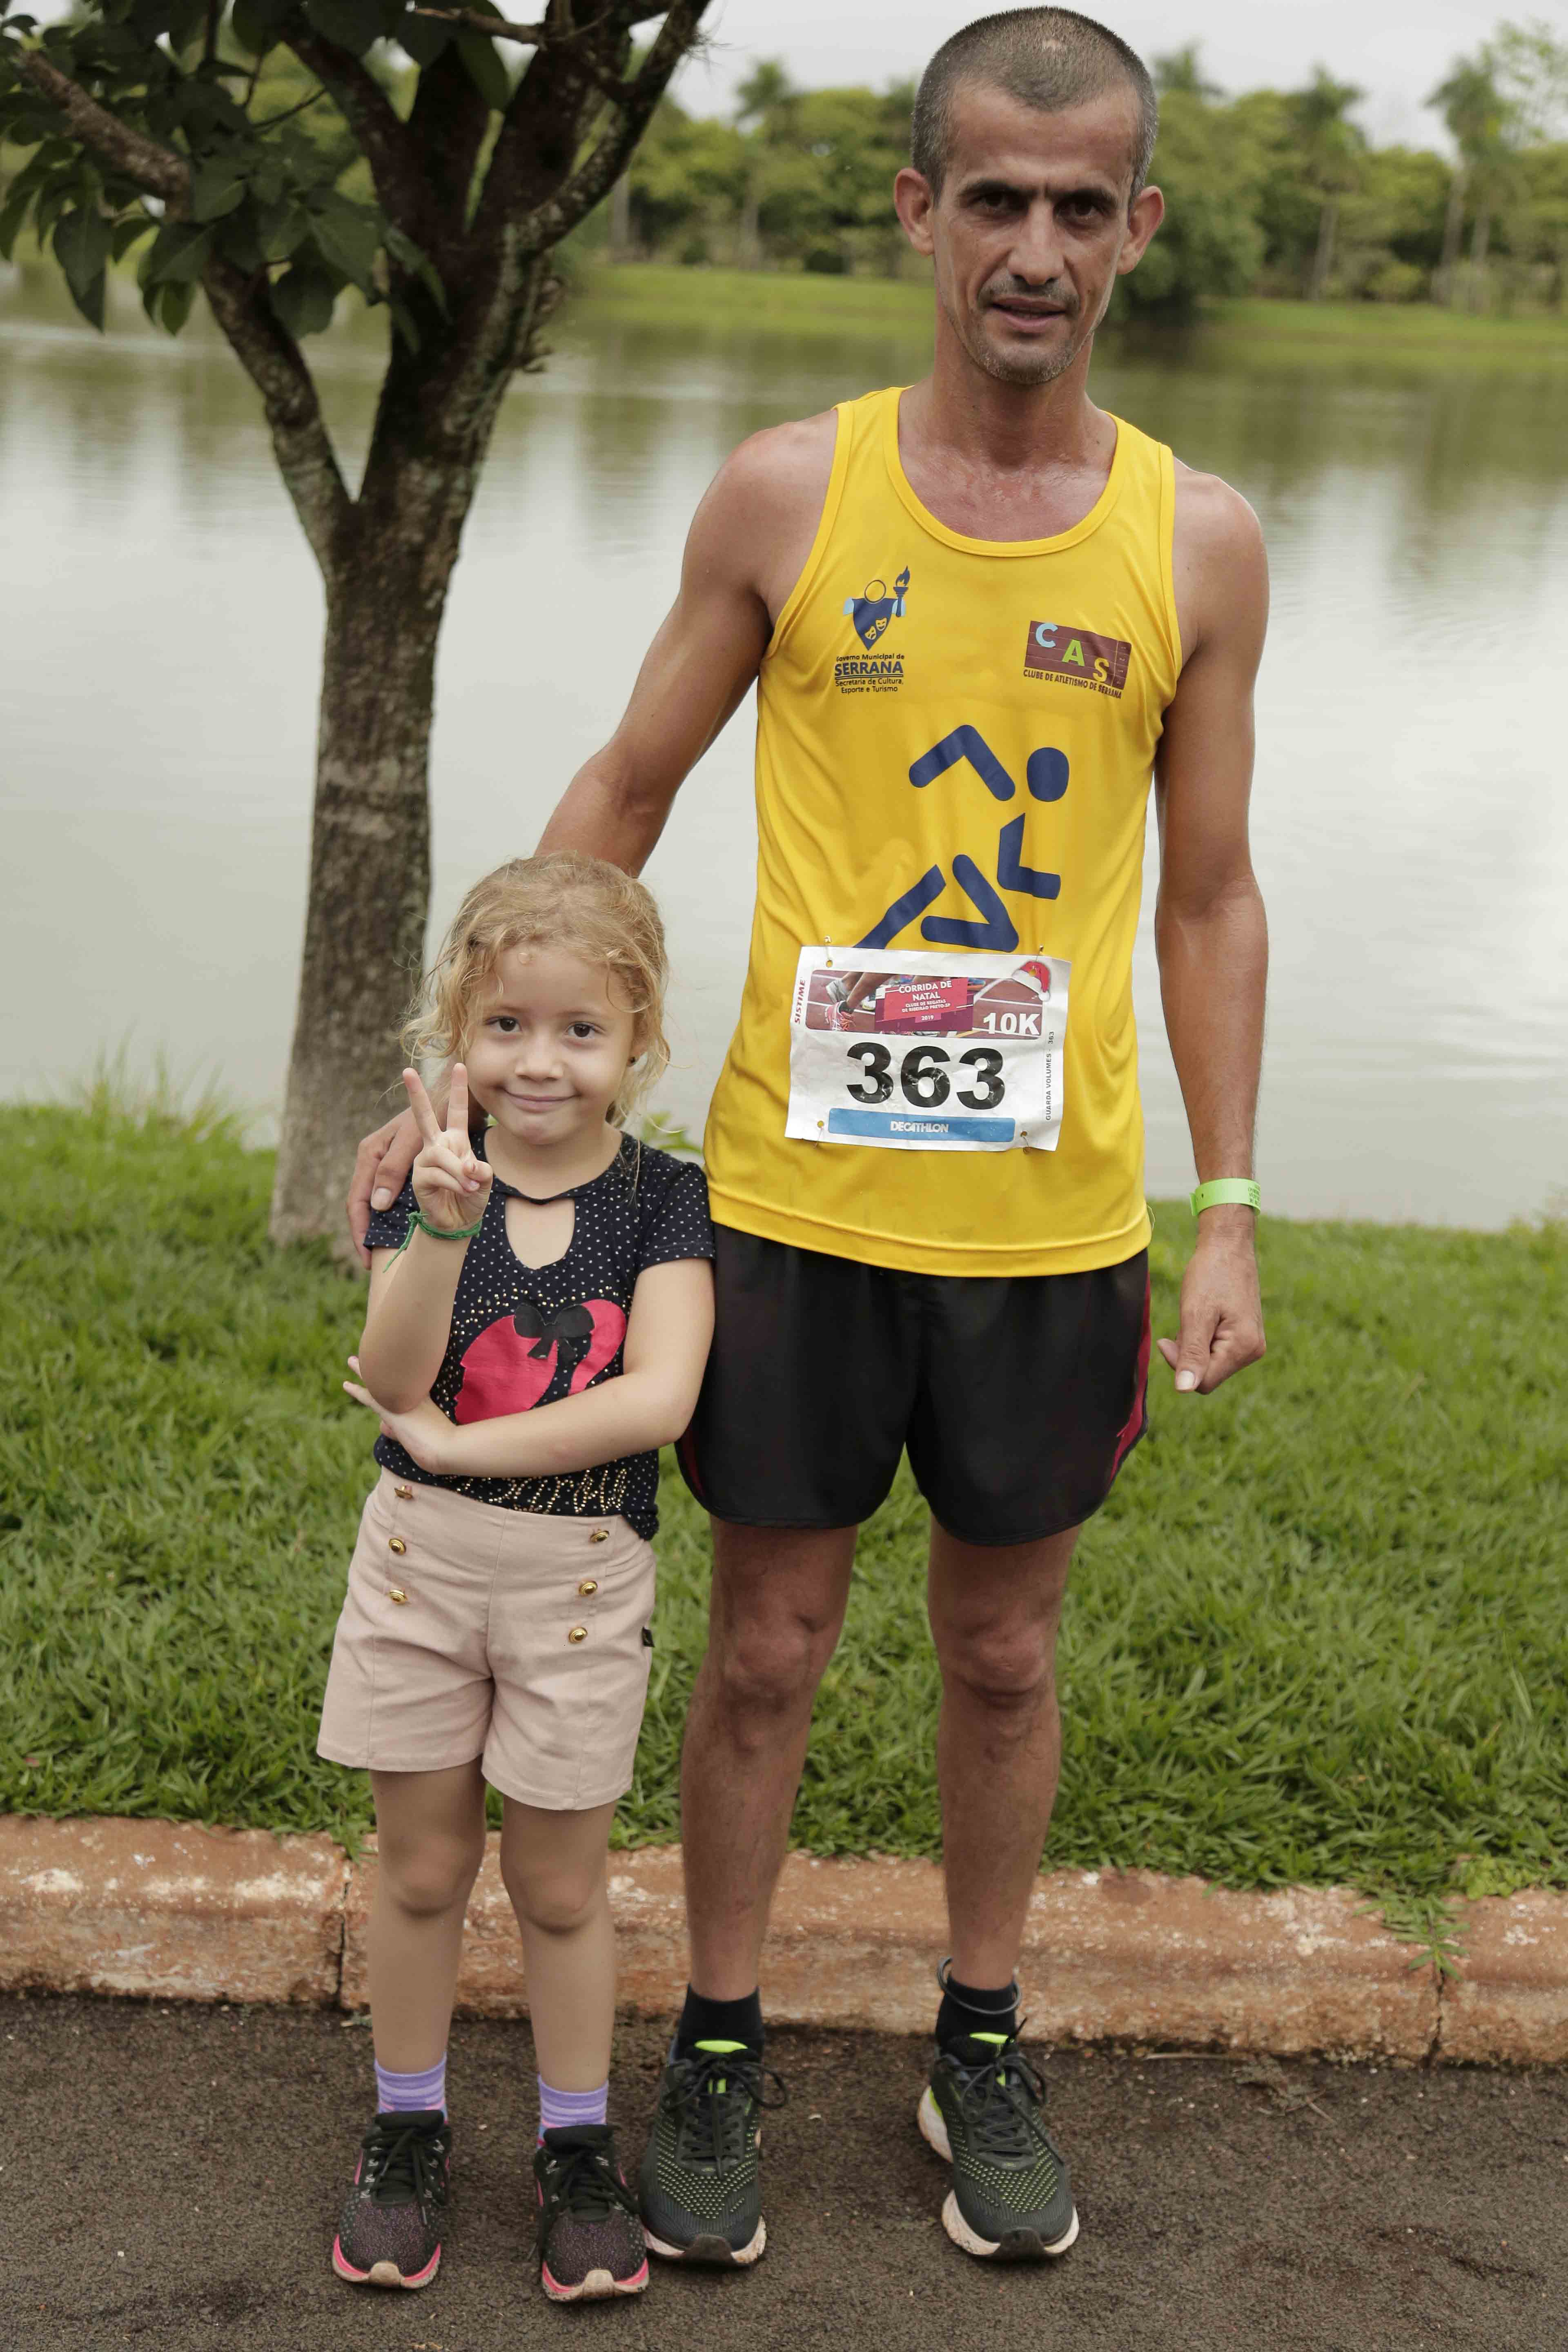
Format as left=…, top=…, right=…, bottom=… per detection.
left=677, top=1227, right=1152, bottom=1547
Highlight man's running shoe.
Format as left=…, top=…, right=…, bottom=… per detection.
left=332, top=2108, right=451, bottom=2290
left=638, top=2038, right=784, bottom=2265
left=917, top=2031, right=1079, bottom=2261
left=534, top=2125, right=649, bottom=2301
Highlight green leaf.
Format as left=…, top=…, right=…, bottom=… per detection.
left=229, top=0, right=292, bottom=56
left=189, top=153, right=250, bottom=223
left=111, top=213, right=157, bottom=261
left=0, top=108, right=53, bottom=150
left=0, top=181, right=35, bottom=263
left=307, top=195, right=380, bottom=288
left=140, top=271, right=196, bottom=333
left=153, top=278, right=196, bottom=334
left=456, top=24, right=510, bottom=111
left=303, top=0, right=390, bottom=58
left=140, top=219, right=216, bottom=286
left=93, top=23, right=149, bottom=66
left=53, top=203, right=113, bottom=301
left=254, top=198, right=310, bottom=263
left=383, top=220, right=446, bottom=314
left=65, top=265, right=107, bottom=333
left=163, top=0, right=208, bottom=50
left=269, top=261, right=340, bottom=338
left=395, top=8, right=452, bottom=67
left=387, top=293, right=421, bottom=352
left=34, top=174, right=81, bottom=242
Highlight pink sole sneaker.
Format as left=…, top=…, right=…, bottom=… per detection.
left=541, top=2254, right=650, bottom=2301
left=332, top=2232, right=442, bottom=2290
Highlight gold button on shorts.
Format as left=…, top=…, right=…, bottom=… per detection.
left=316, top=1470, right=657, bottom=1809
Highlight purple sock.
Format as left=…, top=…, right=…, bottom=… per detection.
left=538, top=2076, right=608, bottom=2141
left=375, top=2054, right=447, bottom=2117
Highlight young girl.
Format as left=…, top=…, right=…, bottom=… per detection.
left=317, top=853, right=714, bottom=2303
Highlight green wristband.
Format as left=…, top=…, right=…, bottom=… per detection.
left=396, top=1205, right=486, bottom=1254
left=1189, top=1178, right=1261, bottom=1218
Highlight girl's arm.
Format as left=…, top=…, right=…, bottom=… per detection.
left=355, top=1072, right=491, bottom=1411
left=356, top=1065, right=492, bottom=1411
left=347, top=1257, right=715, bottom=1476
left=355, top=1230, right=472, bottom=1414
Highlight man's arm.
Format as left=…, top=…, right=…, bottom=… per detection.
left=345, top=413, right=836, bottom=1257
left=1154, top=466, right=1270, bottom=1396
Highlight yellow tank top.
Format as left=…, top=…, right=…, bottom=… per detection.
left=704, top=385, right=1181, bottom=1278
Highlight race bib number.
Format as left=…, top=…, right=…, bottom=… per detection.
left=786, top=945, right=1070, bottom=1153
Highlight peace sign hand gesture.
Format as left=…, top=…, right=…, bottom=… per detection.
left=403, top=1063, right=493, bottom=1236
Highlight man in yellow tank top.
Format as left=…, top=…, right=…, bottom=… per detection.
left=354, top=5, right=1269, bottom=2278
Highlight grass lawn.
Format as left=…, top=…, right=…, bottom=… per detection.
left=571, top=263, right=1568, bottom=370
left=2, top=1100, right=1565, bottom=1944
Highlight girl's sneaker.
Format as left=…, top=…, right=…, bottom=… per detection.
left=332, top=2108, right=452, bottom=2290
left=534, top=2125, right=650, bottom=2301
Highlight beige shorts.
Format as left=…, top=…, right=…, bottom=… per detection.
left=317, top=1470, right=657, bottom=1810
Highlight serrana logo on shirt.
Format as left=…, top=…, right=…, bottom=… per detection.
left=836, top=565, right=911, bottom=694
left=1024, top=621, right=1131, bottom=698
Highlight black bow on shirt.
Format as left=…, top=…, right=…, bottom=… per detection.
left=513, top=1300, right=594, bottom=1361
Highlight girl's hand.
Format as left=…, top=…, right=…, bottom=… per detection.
left=405, top=1062, right=492, bottom=1235
left=343, top=1356, right=456, bottom=1474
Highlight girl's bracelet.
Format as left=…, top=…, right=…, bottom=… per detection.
left=396, top=1205, right=486, bottom=1254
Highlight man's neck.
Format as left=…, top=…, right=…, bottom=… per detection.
left=907, top=314, right=1106, bottom=477
left=896, top=327, right=1115, bottom=544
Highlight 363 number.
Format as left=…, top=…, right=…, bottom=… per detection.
left=845, top=1042, right=1005, bottom=1110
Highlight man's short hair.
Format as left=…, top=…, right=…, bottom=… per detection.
left=911, top=8, right=1159, bottom=201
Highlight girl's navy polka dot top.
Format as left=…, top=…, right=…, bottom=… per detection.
left=364, top=1134, right=713, bottom=1539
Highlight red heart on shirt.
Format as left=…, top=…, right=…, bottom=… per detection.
left=452, top=1299, right=626, bottom=1424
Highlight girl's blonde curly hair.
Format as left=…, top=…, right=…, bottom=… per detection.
left=402, top=853, right=671, bottom=1126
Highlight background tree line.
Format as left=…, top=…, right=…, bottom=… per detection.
left=597, top=22, right=1568, bottom=316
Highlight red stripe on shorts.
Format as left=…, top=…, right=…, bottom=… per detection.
left=1111, top=1275, right=1152, bottom=1474
left=676, top=1422, right=707, bottom=1504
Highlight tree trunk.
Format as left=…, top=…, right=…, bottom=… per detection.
left=267, top=256, right=555, bottom=1249
left=267, top=533, right=454, bottom=1247
left=1308, top=197, right=1338, bottom=301
left=1436, top=162, right=1467, bottom=305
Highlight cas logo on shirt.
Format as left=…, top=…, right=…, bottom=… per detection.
left=836, top=565, right=911, bottom=695
left=1025, top=620, right=1131, bottom=698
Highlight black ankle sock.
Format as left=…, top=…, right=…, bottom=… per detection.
left=936, top=1972, right=1019, bottom=2052
left=675, top=1984, right=764, bottom=2057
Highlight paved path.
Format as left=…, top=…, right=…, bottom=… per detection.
left=7, top=1995, right=1565, bottom=2350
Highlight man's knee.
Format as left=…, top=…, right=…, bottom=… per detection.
left=938, top=1616, right=1059, bottom=1713
left=706, top=1608, right=836, bottom=1727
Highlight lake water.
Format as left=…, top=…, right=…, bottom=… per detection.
left=3, top=269, right=1566, bottom=1226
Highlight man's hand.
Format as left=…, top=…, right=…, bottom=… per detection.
left=1156, top=1214, right=1265, bottom=1395
left=347, top=1067, right=463, bottom=1265
left=342, top=1355, right=455, bottom=1472
left=348, top=1109, right=421, bottom=1266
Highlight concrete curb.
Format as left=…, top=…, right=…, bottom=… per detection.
left=3, top=1816, right=1565, bottom=2064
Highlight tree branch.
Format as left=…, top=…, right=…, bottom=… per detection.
left=200, top=255, right=353, bottom=577
left=516, top=0, right=705, bottom=251
left=253, top=86, right=329, bottom=131
left=16, top=53, right=190, bottom=202
left=410, top=6, right=549, bottom=41
left=410, top=6, right=626, bottom=98
left=404, top=45, right=490, bottom=254
left=282, top=26, right=426, bottom=237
